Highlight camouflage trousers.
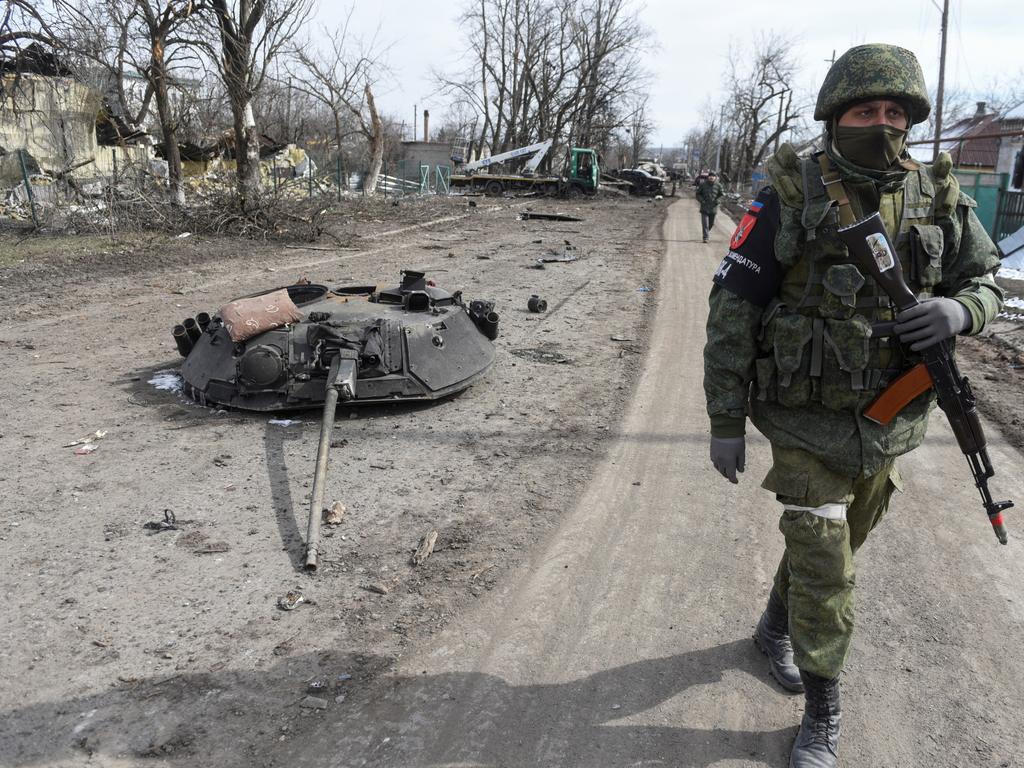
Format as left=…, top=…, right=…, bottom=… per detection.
left=764, top=444, right=904, bottom=680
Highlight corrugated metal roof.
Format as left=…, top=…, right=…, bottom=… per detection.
left=937, top=112, right=1000, bottom=168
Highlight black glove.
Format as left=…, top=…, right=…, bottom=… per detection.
left=894, top=297, right=971, bottom=351
left=710, top=436, right=745, bottom=484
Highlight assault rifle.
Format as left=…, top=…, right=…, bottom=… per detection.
left=837, top=211, right=1012, bottom=544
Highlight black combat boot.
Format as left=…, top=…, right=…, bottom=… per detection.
left=753, top=590, right=803, bottom=693
left=789, top=670, right=842, bottom=768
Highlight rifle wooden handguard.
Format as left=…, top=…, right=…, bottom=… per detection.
left=863, top=363, right=933, bottom=425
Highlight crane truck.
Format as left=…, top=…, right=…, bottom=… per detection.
left=449, top=139, right=599, bottom=197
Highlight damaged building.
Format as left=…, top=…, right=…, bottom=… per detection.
left=0, top=45, right=152, bottom=191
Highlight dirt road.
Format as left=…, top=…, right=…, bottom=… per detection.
left=273, top=197, right=1024, bottom=767
left=2, top=194, right=1022, bottom=768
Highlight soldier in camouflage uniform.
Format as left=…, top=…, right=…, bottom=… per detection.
left=696, top=171, right=725, bottom=242
left=702, top=45, right=1003, bottom=768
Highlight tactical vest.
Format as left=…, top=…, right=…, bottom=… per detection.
left=755, top=150, right=957, bottom=413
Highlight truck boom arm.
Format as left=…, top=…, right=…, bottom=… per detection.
left=463, top=138, right=554, bottom=174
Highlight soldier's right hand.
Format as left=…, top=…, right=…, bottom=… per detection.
left=710, top=436, right=746, bottom=484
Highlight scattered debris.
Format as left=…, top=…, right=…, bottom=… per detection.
left=299, top=696, right=328, bottom=710
left=269, top=418, right=301, bottom=427
left=194, top=541, right=230, bottom=554
left=527, top=295, right=548, bottom=313
left=324, top=501, right=346, bottom=525
left=537, top=249, right=579, bottom=264
left=509, top=347, right=574, bottom=365
left=64, top=429, right=108, bottom=448
left=365, top=583, right=391, bottom=595
left=470, top=563, right=495, bottom=581
left=74, top=443, right=99, bottom=455
left=411, top=530, right=438, bottom=565
left=278, top=591, right=306, bottom=611
left=148, top=371, right=183, bottom=392
left=518, top=212, right=583, bottom=222
left=143, top=509, right=178, bottom=533
left=307, top=678, right=329, bottom=694
left=636, top=286, right=653, bottom=293
left=610, top=335, right=635, bottom=342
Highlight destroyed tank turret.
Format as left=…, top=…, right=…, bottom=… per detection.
left=173, top=270, right=498, bottom=411
left=170, top=270, right=499, bottom=571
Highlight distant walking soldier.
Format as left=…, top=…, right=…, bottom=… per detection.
left=696, top=172, right=724, bottom=242
left=702, top=44, right=1003, bottom=767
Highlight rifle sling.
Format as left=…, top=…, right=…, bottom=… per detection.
left=817, top=154, right=858, bottom=227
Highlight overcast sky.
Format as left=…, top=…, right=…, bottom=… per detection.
left=312, top=0, right=1022, bottom=148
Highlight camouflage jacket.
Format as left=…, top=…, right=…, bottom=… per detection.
left=703, top=143, right=1004, bottom=476
left=696, top=180, right=724, bottom=214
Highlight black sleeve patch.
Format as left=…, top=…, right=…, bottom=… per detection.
left=712, top=186, right=783, bottom=308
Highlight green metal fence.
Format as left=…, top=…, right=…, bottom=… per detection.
left=995, top=189, right=1024, bottom=242
left=953, top=170, right=1007, bottom=237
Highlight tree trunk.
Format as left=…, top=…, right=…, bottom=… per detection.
left=362, top=84, right=384, bottom=196
left=151, top=49, right=185, bottom=207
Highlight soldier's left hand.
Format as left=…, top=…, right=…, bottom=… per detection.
left=894, top=297, right=971, bottom=351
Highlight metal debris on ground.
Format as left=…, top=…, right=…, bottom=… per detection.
left=527, top=295, right=548, bottom=313
left=64, top=429, right=108, bottom=448
left=411, top=530, right=438, bottom=565
left=143, top=509, right=178, bottom=533
left=278, top=591, right=306, bottom=611
left=324, top=501, right=346, bottom=525
left=537, top=247, right=579, bottom=264
left=194, top=541, right=230, bottom=554
left=518, top=212, right=583, bottom=222
left=307, top=678, right=329, bottom=694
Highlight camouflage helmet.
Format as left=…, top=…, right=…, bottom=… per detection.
left=815, top=44, right=931, bottom=125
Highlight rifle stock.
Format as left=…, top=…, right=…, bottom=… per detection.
left=838, top=212, right=1012, bottom=544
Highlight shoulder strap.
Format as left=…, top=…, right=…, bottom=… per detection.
left=817, top=153, right=857, bottom=227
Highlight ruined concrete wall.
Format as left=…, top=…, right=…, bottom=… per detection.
left=0, top=74, right=100, bottom=173
left=0, top=73, right=152, bottom=182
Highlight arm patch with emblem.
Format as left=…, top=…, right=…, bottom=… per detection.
left=712, top=186, right=783, bottom=308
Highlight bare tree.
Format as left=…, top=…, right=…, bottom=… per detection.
left=435, top=0, right=651, bottom=169
left=0, top=0, right=59, bottom=61
left=723, top=33, right=804, bottom=184
left=201, top=0, right=312, bottom=209
left=624, top=93, right=653, bottom=167
left=287, top=10, right=390, bottom=195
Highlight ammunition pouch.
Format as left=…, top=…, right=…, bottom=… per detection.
left=907, top=223, right=944, bottom=288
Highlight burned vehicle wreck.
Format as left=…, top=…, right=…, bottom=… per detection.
left=170, top=270, right=499, bottom=569
left=174, top=270, right=498, bottom=410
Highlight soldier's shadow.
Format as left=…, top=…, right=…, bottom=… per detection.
left=1, top=639, right=796, bottom=768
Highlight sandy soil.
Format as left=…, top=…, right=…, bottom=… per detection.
left=1, top=189, right=1021, bottom=768
left=0, top=192, right=668, bottom=766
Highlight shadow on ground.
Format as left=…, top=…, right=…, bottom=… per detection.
left=1, top=639, right=795, bottom=767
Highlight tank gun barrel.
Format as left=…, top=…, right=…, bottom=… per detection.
left=305, top=351, right=359, bottom=571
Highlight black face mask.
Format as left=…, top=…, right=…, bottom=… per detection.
left=834, top=124, right=908, bottom=171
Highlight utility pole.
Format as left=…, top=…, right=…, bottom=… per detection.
left=932, top=0, right=950, bottom=164
left=821, top=51, right=836, bottom=143
left=714, top=104, right=726, bottom=172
